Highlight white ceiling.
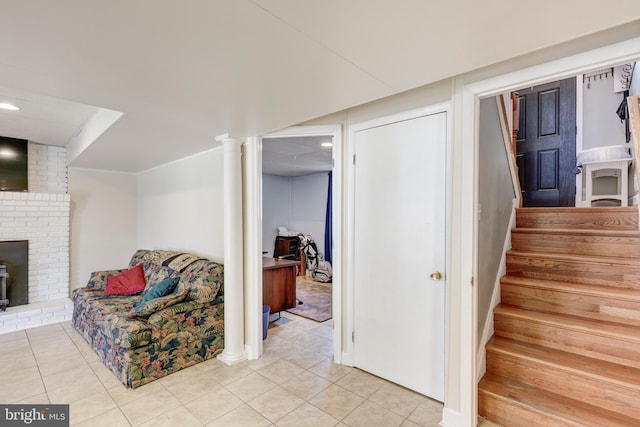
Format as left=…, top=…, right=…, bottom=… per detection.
left=263, top=136, right=333, bottom=176
left=0, top=85, right=100, bottom=146
left=0, top=1, right=638, bottom=173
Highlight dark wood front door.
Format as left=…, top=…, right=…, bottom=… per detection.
left=516, top=78, right=576, bottom=207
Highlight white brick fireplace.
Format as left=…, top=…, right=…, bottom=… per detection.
left=0, top=143, right=72, bottom=333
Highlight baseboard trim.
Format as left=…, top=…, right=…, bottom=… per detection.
left=440, top=406, right=461, bottom=427
left=476, top=199, right=517, bottom=382
left=341, top=351, right=354, bottom=366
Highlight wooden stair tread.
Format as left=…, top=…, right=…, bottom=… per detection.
left=508, top=250, right=640, bottom=266
left=516, top=207, right=639, bottom=230
left=512, top=227, right=640, bottom=237
left=479, top=373, right=640, bottom=427
left=517, top=207, right=638, bottom=214
left=494, top=305, right=640, bottom=343
left=487, top=336, right=640, bottom=388
left=500, top=275, right=640, bottom=301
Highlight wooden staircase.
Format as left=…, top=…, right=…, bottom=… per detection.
left=478, top=207, right=640, bottom=426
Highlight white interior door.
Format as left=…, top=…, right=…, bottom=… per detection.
left=353, top=110, right=446, bottom=401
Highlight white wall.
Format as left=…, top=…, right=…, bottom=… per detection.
left=477, top=97, right=516, bottom=345
left=625, top=63, right=639, bottom=200
left=137, top=148, right=224, bottom=262
left=290, top=173, right=328, bottom=251
left=262, top=174, right=290, bottom=255
left=582, top=74, right=627, bottom=149
left=68, top=168, right=138, bottom=291
left=69, top=147, right=225, bottom=293
left=262, top=172, right=329, bottom=256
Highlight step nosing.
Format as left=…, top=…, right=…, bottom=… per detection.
left=507, top=250, right=640, bottom=265
left=517, top=207, right=638, bottom=211
left=494, top=309, right=640, bottom=342
left=500, top=277, right=640, bottom=299
left=513, top=227, right=640, bottom=236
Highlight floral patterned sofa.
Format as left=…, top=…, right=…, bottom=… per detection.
left=72, top=249, right=224, bottom=388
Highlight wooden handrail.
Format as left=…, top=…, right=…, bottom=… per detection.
left=497, top=94, right=523, bottom=207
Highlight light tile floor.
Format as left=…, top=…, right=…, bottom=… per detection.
left=1, top=312, right=446, bottom=426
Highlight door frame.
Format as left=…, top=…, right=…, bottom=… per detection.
left=344, top=103, right=452, bottom=366
left=459, top=36, right=640, bottom=427
left=245, top=124, right=343, bottom=361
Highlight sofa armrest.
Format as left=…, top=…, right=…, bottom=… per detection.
left=85, top=269, right=125, bottom=291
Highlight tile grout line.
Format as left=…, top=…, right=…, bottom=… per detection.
left=63, top=324, right=133, bottom=427
left=11, top=314, right=444, bottom=427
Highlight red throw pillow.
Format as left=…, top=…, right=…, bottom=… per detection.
left=104, top=264, right=146, bottom=296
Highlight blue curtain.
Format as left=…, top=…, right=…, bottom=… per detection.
left=324, top=172, right=333, bottom=264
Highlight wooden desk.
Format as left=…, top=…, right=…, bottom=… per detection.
left=263, top=257, right=298, bottom=313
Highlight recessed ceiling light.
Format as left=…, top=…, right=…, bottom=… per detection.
left=0, top=148, right=17, bottom=159
left=0, top=103, right=20, bottom=111
left=321, top=142, right=333, bottom=148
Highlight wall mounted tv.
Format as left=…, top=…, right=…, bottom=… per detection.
left=0, top=136, right=28, bottom=192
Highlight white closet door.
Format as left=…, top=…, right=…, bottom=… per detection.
left=353, top=110, right=446, bottom=401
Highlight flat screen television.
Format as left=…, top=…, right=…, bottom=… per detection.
left=0, top=136, right=28, bottom=192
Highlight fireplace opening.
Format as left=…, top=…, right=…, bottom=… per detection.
left=0, top=240, right=28, bottom=309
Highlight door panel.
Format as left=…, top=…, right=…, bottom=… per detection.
left=538, top=149, right=559, bottom=190
left=539, top=88, right=559, bottom=136
left=353, top=111, right=446, bottom=401
left=517, top=78, right=576, bottom=207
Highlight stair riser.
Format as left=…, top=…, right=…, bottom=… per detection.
left=494, top=313, right=640, bottom=369
left=478, top=390, right=578, bottom=427
left=506, top=255, right=640, bottom=289
left=486, top=350, right=640, bottom=419
left=501, top=283, right=640, bottom=327
left=479, top=374, right=640, bottom=427
left=511, top=233, right=640, bottom=259
left=516, top=208, right=638, bottom=230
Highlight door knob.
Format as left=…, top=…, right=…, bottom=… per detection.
left=430, top=271, right=442, bottom=281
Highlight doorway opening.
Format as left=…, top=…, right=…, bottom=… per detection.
left=508, top=62, right=637, bottom=208
left=262, top=135, right=334, bottom=323
left=472, top=48, right=640, bottom=425
left=256, top=125, right=343, bottom=362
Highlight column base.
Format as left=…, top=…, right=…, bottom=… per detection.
left=217, top=348, right=247, bottom=366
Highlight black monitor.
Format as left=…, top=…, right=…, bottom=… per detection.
left=0, top=136, right=28, bottom=192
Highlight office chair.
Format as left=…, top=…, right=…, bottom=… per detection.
left=273, top=236, right=300, bottom=260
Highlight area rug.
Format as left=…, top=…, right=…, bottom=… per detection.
left=286, top=280, right=332, bottom=322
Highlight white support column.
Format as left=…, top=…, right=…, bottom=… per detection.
left=244, top=136, right=263, bottom=360
left=217, top=134, right=247, bottom=365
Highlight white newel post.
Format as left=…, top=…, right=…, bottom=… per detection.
left=217, top=135, right=247, bottom=365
